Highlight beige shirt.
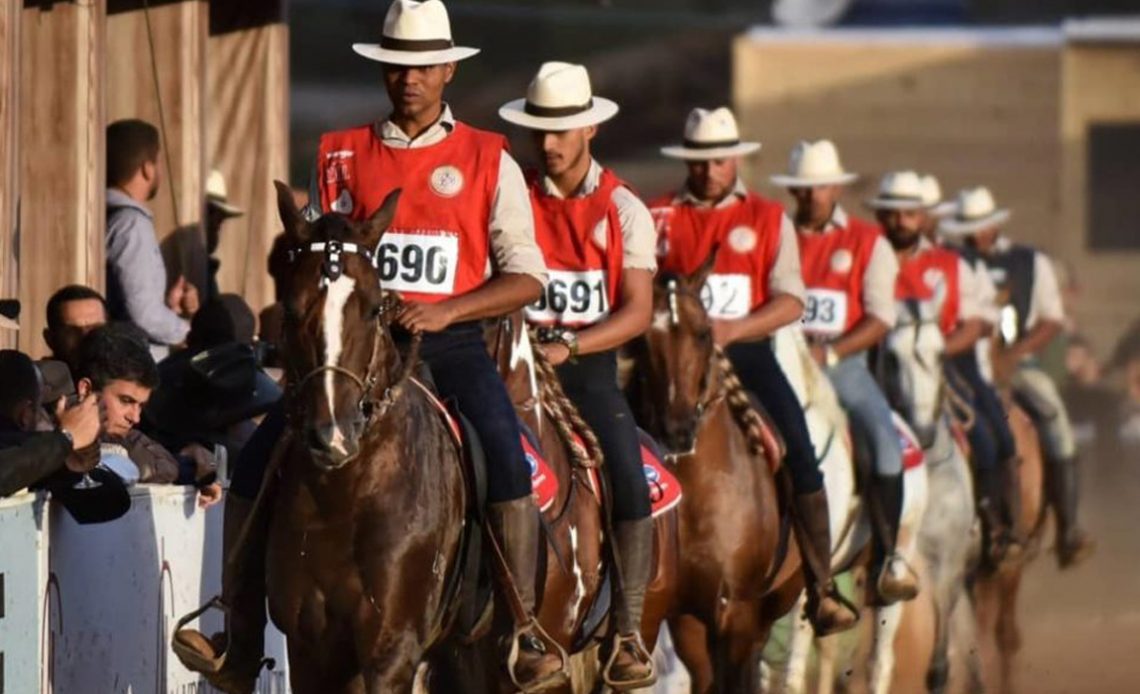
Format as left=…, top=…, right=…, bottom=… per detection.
left=801, top=205, right=899, bottom=327
left=308, top=105, right=547, bottom=284
left=541, top=159, right=657, bottom=272
left=674, top=178, right=806, bottom=301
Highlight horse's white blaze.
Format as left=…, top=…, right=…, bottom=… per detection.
left=511, top=324, right=542, bottom=428
left=323, top=275, right=357, bottom=455
left=567, top=525, right=586, bottom=622
left=651, top=309, right=671, bottom=332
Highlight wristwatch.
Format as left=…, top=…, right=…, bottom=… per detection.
left=59, top=428, right=74, bottom=448
left=539, top=327, right=580, bottom=362
left=824, top=345, right=840, bottom=369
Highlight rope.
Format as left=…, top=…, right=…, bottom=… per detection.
left=527, top=330, right=604, bottom=469
left=713, top=345, right=767, bottom=458
left=142, top=0, right=181, bottom=230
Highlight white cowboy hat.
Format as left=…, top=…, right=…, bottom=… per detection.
left=206, top=169, right=244, bottom=217
left=865, top=170, right=927, bottom=210
left=939, top=186, right=1012, bottom=235
left=769, top=139, right=858, bottom=187
left=0, top=314, right=16, bottom=331
left=920, top=174, right=956, bottom=217
left=353, top=0, right=479, bottom=67
left=498, top=62, right=618, bottom=131
left=659, top=107, right=761, bottom=160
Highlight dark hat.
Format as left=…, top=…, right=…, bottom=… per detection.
left=45, top=465, right=131, bottom=525
left=37, top=360, right=76, bottom=406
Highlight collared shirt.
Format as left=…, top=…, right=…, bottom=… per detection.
left=540, top=159, right=656, bottom=272
left=674, top=178, right=805, bottom=301
left=105, top=188, right=189, bottom=346
left=798, top=204, right=899, bottom=326
left=994, top=236, right=1065, bottom=328
left=307, top=104, right=547, bottom=283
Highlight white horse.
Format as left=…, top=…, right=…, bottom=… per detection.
left=765, top=324, right=928, bottom=694
left=882, top=299, right=978, bottom=694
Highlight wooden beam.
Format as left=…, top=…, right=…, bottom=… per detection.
left=18, top=0, right=105, bottom=356
left=0, top=0, right=19, bottom=348
left=106, top=0, right=208, bottom=295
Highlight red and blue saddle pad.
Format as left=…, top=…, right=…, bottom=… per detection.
left=891, top=411, right=927, bottom=471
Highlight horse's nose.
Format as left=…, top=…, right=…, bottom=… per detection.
left=307, top=421, right=361, bottom=465
left=664, top=420, right=697, bottom=454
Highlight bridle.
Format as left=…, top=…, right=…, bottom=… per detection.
left=659, top=278, right=724, bottom=462
left=284, top=239, right=418, bottom=438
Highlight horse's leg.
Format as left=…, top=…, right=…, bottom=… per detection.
left=996, top=567, right=1024, bottom=694
left=867, top=603, right=903, bottom=694
left=671, top=614, right=713, bottom=694
left=780, top=595, right=813, bottom=694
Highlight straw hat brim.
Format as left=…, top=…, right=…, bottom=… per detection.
left=0, top=314, right=18, bottom=331
left=660, top=141, right=761, bottom=161
left=352, top=43, right=480, bottom=67
left=208, top=196, right=244, bottom=218
left=864, top=196, right=927, bottom=211
left=770, top=172, right=859, bottom=187
left=498, top=97, right=619, bottom=131
left=938, top=209, right=1011, bottom=235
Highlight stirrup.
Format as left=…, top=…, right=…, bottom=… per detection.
left=810, top=585, right=860, bottom=636
left=504, top=618, right=569, bottom=693
left=602, top=632, right=657, bottom=690
left=171, top=596, right=275, bottom=677
left=877, top=554, right=919, bottom=600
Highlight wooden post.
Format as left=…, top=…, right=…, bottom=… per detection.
left=0, top=0, right=19, bottom=348
left=106, top=0, right=208, bottom=295
left=207, top=1, right=290, bottom=315
left=19, top=0, right=106, bottom=356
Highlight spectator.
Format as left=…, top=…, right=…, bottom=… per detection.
left=256, top=228, right=294, bottom=369
left=43, top=285, right=108, bottom=375
left=0, top=349, right=101, bottom=497
left=203, top=169, right=245, bottom=304
left=106, top=119, right=199, bottom=360
left=75, top=324, right=221, bottom=507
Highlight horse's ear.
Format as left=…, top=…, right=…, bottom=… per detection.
left=274, top=180, right=310, bottom=242
left=687, top=247, right=718, bottom=290
left=363, top=189, right=401, bottom=247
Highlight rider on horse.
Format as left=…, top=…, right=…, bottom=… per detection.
left=917, top=175, right=1025, bottom=564
left=174, top=1, right=565, bottom=691
left=648, top=108, right=859, bottom=635
left=941, top=187, right=1095, bottom=569
left=771, top=141, right=918, bottom=605
left=873, top=171, right=1015, bottom=563
left=498, top=62, right=658, bottom=689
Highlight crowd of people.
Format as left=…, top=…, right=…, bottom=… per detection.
left=0, top=0, right=1120, bottom=691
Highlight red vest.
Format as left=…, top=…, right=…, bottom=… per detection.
left=316, top=121, right=505, bottom=304
left=648, top=191, right=785, bottom=319
left=896, top=245, right=962, bottom=336
left=525, top=168, right=626, bottom=328
left=797, top=215, right=882, bottom=338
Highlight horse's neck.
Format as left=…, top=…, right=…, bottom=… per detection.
left=774, top=325, right=844, bottom=420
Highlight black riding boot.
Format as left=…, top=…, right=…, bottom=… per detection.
left=976, top=464, right=1014, bottom=567
left=1047, top=456, right=1095, bottom=568
left=793, top=490, right=859, bottom=636
left=871, top=473, right=918, bottom=604
left=603, top=517, right=657, bottom=690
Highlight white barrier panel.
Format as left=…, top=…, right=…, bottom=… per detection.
left=0, top=492, right=49, bottom=694
left=47, top=485, right=290, bottom=693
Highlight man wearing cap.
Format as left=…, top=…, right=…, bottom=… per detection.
left=941, top=187, right=1094, bottom=568
left=649, top=108, right=858, bottom=635
left=871, top=171, right=1020, bottom=562
left=499, top=62, right=657, bottom=687
left=204, top=169, right=245, bottom=304
left=920, top=175, right=1023, bottom=562
left=773, top=141, right=916, bottom=604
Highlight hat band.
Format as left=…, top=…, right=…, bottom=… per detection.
left=682, top=137, right=740, bottom=150
left=877, top=193, right=924, bottom=202
left=379, top=36, right=455, bottom=52
left=524, top=98, right=594, bottom=118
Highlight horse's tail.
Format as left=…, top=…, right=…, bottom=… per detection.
left=714, top=346, right=768, bottom=459
left=528, top=333, right=604, bottom=469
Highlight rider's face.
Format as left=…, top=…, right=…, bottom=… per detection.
left=789, top=185, right=842, bottom=230
left=532, top=126, right=595, bottom=180
left=685, top=158, right=738, bottom=203
left=382, top=63, right=455, bottom=121
left=877, top=207, right=925, bottom=250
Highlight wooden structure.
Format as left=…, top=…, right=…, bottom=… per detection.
left=2, top=0, right=288, bottom=356
left=734, top=24, right=1140, bottom=355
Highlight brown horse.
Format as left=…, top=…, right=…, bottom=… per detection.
left=972, top=400, right=1046, bottom=694
left=628, top=269, right=803, bottom=693
left=265, top=183, right=467, bottom=693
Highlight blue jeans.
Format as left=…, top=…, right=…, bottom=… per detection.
left=949, top=352, right=1016, bottom=474
left=826, top=353, right=903, bottom=477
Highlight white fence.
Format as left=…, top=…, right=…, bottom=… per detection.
left=0, top=486, right=290, bottom=694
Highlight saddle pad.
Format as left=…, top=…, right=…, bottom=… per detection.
left=891, top=411, right=926, bottom=470
left=519, top=430, right=559, bottom=513
left=583, top=430, right=683, bottom=519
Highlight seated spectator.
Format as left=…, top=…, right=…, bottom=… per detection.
left=144, top=294, right=281, bottom=465
left=256, top=233, right=291, bottom=369
left=106, top=119, right=199, bottom=360
left=204, top=169, right=245, bottom=304
left=75, top=324, right=221, bottom=507
left=43, top=284, right=108, bottom=375
left=0, top=349, right=101, bottom=497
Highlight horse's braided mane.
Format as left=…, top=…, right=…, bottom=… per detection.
left=713, top=346, right=768, bottom=458
left=527, top=330, right=604, bottom=469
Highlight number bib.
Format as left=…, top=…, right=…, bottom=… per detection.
left=526, top=269, right=610, bottom=326
left=700, top=274, right=752, bottom=319
left=376, top=232, right=459, bottom=296
left=802, top=288, right=848, bottom=337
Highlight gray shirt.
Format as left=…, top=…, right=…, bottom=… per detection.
left=105, top=189, right=189, bottom=346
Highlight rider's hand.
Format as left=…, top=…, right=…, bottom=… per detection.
left=809, top=342, right=827, bottom=367
left=540, top=342, right=571, bottom=367
left=55, top=394, right=100, bottom=450
left=197, top=482, right=223, bottom=509
left=397, top=301, right=456, bottom=334
left=710, top=319, right=739, bottom=348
